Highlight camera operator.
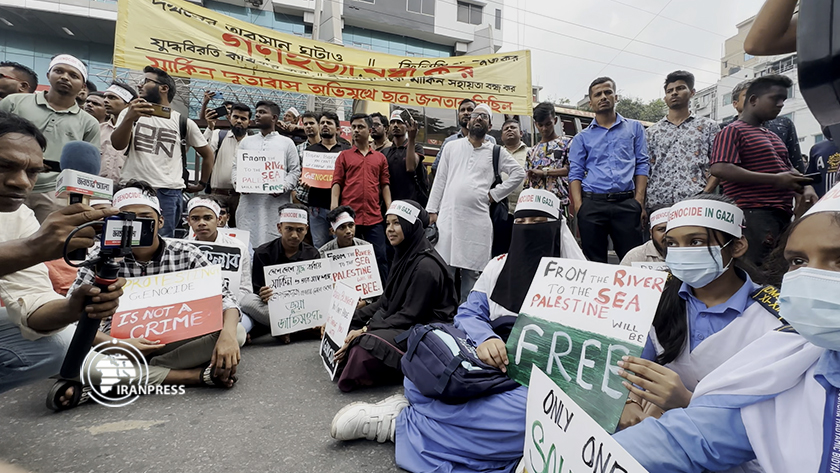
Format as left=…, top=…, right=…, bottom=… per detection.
left=0, top=111, right=125, bottom=394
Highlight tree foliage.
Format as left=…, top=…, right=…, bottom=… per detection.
left=615, top=97, right=667, bottom=123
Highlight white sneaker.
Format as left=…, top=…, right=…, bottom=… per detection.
left=330, top=394, right=409, bottom=443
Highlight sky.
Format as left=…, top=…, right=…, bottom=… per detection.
left=500, top=0, right=767, bottom=103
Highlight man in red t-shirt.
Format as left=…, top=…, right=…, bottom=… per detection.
left=710, top=74, right=817, bottom=267
left=331, top=113, right=392, bottom=278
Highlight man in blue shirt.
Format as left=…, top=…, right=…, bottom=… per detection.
left=568, top=77, right=650, bottom=263
left=806, top=127, right=840, bottom=198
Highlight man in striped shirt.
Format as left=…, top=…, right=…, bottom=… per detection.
left=710, top=74, right=817, bottom=268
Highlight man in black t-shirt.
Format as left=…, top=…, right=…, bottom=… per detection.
left=381, top=110, right=428, bottom=206
left=806, top=127, right=840, bottom=198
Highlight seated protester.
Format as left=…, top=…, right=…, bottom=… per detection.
left=620, top=206, right=670, bottom=266
left=49, top=182, right=246, bottom=410
left=186, top=197, right=255, bottom=331
left=613, top=183, right=840, bottom=472
left=616, top=195, right=785, bottom=438
left=318, top=205, right=370, bottom=257
left=330, top=190, right=585, bottom=472
left=0, top=112, right=124, bottom=395
left=332, top=200, right=458, bottom=392
left=240, top=203, right=320, bottom=342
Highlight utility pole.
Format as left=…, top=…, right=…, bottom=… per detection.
left=307, top=0, right=322, bottom=112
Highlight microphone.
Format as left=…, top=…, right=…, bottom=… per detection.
left=55, top=142, right=113, bottom=261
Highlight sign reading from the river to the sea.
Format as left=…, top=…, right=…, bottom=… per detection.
left=506, top=258, right=665, bottom=432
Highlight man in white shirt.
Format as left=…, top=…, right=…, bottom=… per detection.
left=0, top=111, right=125, bottom=394
left=111, top=65, right=214, bottom=238
left=427, top=103, right=525, bottom=302
left=204, top=103, right=251, bottom=227
left=235, top=101, right=301, bottom=249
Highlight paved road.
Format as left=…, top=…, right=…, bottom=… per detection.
left=0, top=336, right=405, bottom=473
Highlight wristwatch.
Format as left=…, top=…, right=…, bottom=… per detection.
left=542, top=166, right=551, bottom=176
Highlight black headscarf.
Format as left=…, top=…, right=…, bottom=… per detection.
left=384, top=200, right=436, bottom=299
left=490, top=207, right=563, bottom=314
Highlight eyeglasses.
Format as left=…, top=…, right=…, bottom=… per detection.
left=139, top=77, right=164, bottom=87
left=0, top=72, right=22, bottom=83
left=470, top=112, right=490, bottom=120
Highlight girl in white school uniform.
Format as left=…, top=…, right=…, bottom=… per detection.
left=618, top=194, right=785, bottom=437
left=614, top=183, right=840, bottom=473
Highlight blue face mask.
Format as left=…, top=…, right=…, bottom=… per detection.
left=665, top=242, right=732, bottom=288
left=780, top=267, right=840, bottom=351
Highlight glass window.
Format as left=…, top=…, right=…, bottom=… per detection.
left=407, top=0, right=434, bottom=15
left=495, top=9, right=501, bottom=29
left=407, top=0, right=421, bottom=13
left=421, top=106, right=458, bottom=146
left=457, top=2, right=482, bottom=25
left=722, top=92, right=732, bottom=106
left=470, top=4, right=483, bottom=24
left=457, top=2, right=469, bottom=23
left=815, top=133, right=825, bottom=144
left=422, top=0, right=434, bottom=15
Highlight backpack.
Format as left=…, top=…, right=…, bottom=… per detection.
left=396, top=323, right=520, bottom=404
left=490, top=145, right=513, bottom=256
left=177, top=115, right=190, bottom=186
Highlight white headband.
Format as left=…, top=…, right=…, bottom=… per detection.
left=474, top=103, right=492, bottom=118
left=112, top=188, right=161, bottom=214
left=331, top=212, right=355, bottom=231
left=649, top=207, right=671, bottom=228
left=49, top=54, right=87, bottom=82
left=187, top=198, right=221, bottom=218
left=804, top=182, right=840, bottom=217
left=287, top=107, right=300, bottom=118
left=279, top=208, right=308, bottom=225
left=106, top=84, right=133, bottom=103
left=667, top=199, right=744, bottom=238
left=386, top=201, right=421, bottom=224
left=515, top=189, right=560, bottom=219
left=90, top=199, right=112, bottom=207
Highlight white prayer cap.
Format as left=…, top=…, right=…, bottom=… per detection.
left=112, top=188, right=161, bottom=214
left=473, top=103, right=492, bottom=118
left=331, top=212, right=355, bottom=231
left=187, top=197, right=221, bottom=218
left=389, top=110, right=405, bottom=123
left=514, top=189, right=560, bottom=220
left=286, top=107, right=300, bottom=118
left=105, top=84, right=134, bottom=103
left=279, top=207, right=308, bottom=225
left=667, top=199, right=744, bottom=238
left=49, top=54, right=87, bottom=82
left=649, top=207, right=671, bottom=229
left=386, top=200, right=421, bottom=224
left=804, top=182, right=840, bottom=218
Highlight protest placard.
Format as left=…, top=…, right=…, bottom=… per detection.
left=110, top=265, right=224, bottom=344
left=323, top=245, right=383, bottom=299
left=179, top=240, right=243, bottom=295
left=320, top=282, right=361, bottom=379
left=301, top=151, right=340, bottom=189
left=506, top=258, right=665, bottom=432
left=235, top=149, right=286, bottom=194
left=631, top=262, right=669, bottom=272
left=264, top=259, right=334, bottom=336
left=220, top=228, right=250, bottom=247
left=524, top=367, right=648, bottom=473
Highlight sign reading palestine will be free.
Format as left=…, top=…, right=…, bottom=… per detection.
left=113, top=0, right=533, bottom=115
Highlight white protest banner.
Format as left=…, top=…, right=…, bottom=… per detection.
left=525, top=367, right=648, bottom=473
left=264, top=259, right=334, bottom=336
left=110, top=265, right=224, bottom=344
left=178, top=240, right=243, bottom=295
left=235, top=149, right=286, bottom=193
left=323, top=244, right=384, bottom=299
left=320, top=282, right=361, bottom=379
left=631, top=262, right=670, bottom=272
left=301, top=151, right=340, bottom=189
left=506, top=258, right=665, bottom=432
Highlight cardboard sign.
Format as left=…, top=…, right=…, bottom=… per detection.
left=524, top=367, right=648, bottom=473
left=110, top=265, right=224, bottom=344
left=506, top=258, right=665, bottom=432
left=264, top=259, right=334, bottom=336
left=301, top=151, right=340, bottom=189
left=235, top=149, right=286, bottom=194
left=187, top=228, right=251, bottom=248
left=630, top=262, right=669, bottom=272
left=181, top=240, right=243, bottom=295
left=320, top=282, right=360, bottom=379
left=323, top=245, right=384, bottom=299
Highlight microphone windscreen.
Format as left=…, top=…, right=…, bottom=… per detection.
left=59, top=141, right=101, bottom=175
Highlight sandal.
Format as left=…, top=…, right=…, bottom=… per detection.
left=198, top=363, right=238, bottom=388
left=46, top=380, right=91, bottom=412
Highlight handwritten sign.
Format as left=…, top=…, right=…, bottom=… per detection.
left=525, top=367, right=648, bottom=473
left=631, top=262, right=669, bottom=272
left=235, top=149, right=286, bottom=194
left=323, top=245, right=384, bottom=299
left=506, top=258, right=665, bottom=432
left=320, top=282, right=360, bottom=380
left=301, top=151, right=340, bottom=189
left=180, top=240, right=242, bottom=295
left=110, top=265, right=224, bottom=344
left=187, top=228, right=251, bottom=248
left=264, top=259, right=334, bottom=336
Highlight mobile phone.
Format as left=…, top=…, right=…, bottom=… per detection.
left=803, top=172, right=822, bottom=184
left=149, top=103, right=172, bottom=119
left=400, top=109, right=413, bottom=124
left=212, top=105, right=228, bottom=118
left=100, top=216, right=156, bottom=249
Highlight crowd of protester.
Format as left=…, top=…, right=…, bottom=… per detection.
left=3, top=3, right=840, bottom=467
